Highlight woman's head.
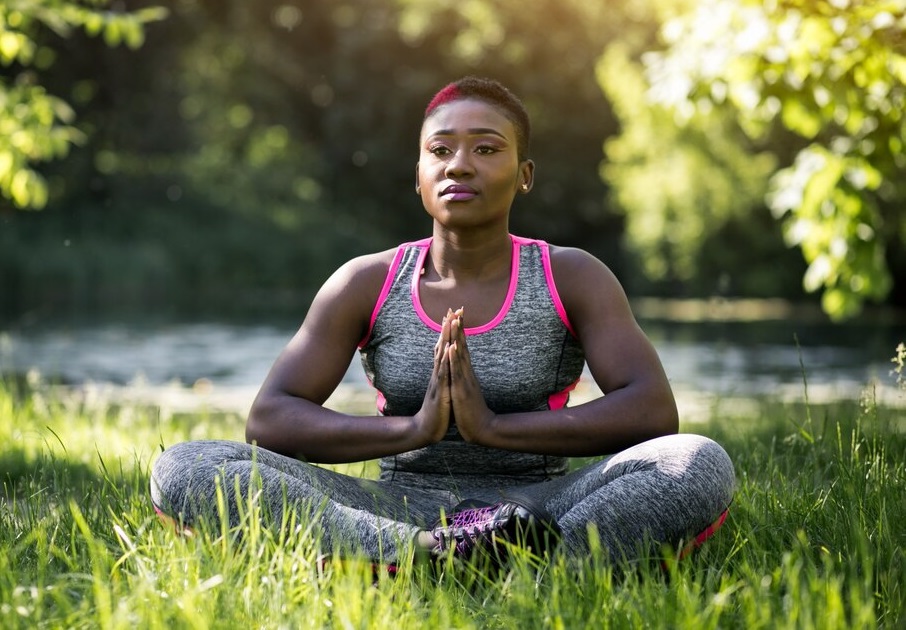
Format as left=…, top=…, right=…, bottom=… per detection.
left=424, top=77, right=531, bottom=161
left=416, top=77, right=535, bottom=228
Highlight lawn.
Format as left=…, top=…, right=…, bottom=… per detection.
left=1, top=375, right=904, bottom=629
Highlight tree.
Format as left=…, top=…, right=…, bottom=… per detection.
left=598, top=42, right=782, bottom=296
left=0, top=0, right=166, bottom=210
left=635, top=0, right=906, bottom=319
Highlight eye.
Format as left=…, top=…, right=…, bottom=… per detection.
left=429, top=145, right=451, bottom=156
left=476, top=145, right=498, bottom=155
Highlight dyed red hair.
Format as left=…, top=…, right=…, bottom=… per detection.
left=422, top=77, right=531, bottom=160
left=424, top=83, right=461, bottom=117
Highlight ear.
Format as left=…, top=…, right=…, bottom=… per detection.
left=518, top=159, right=535, bottom=193
left=415, top=163, right=421, bottom=195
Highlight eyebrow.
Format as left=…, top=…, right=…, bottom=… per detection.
left=427, top=127, right=509, bottom=140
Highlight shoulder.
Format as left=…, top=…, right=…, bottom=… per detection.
left=546, top=245, right=633, bottom=328
left=547, top=245, right=621, bottom=293
left=514, top=237, right=616, bottom=289
left=306, top=246, right=400, bottom=330
left=329, top=247, right=398, bottom=293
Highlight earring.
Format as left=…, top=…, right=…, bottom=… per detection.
left=521, top=183, right=529, bottom=191
left=415, top=185, right=421, bottom=195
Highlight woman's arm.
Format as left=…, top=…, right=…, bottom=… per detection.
left=245, top=251, right=450, bottom=464
left=451, top=246, right=678, bottom=457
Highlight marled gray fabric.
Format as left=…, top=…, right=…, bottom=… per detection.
left=150, top=434, right=735, bottom=563
left=513, top=433, right=736, bottom=560
left=149, top=235, right=736, bottom=563
left=149, top=439, right=441, bottom=560
left=360, top=236, right=585, bottom=483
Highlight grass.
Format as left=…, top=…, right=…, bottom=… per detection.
left=1, top=377, right=905, bottom=629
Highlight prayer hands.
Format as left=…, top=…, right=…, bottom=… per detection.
left=414, top=310, right=454, bottom=444
left=417, top=307, right=495, bottom=445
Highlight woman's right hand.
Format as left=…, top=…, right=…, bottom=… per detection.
left=415, top=308, right=458, bottom=444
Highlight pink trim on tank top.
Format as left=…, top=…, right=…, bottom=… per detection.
left=358, top=244, right=414, bottom=348
left=410, top=236, right=520, bottom=335
left=360, top=234, right=577, bottom=343
left=547, top=378, right=580, bottom=410
left=509, top=235, right=577, bottom=337
left=375, top=390, right=388, bottom=414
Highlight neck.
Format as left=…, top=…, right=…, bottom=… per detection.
left=428, top=227, right=512, bottom=281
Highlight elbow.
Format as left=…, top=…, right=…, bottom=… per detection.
left=245, top=391, right=310, bottom=460
left=245, top=415, right=262, bottom=446
left=245, top=394, right=276, bottom=448
left=639, top=381, right=678, bottom=439
left=656, top=390, right=679, bottom=436
left=245, top=411, right=264, bottom=446
left=661, top=401, right=679, bottom=436
left=622, top=375, right=679, bottom=439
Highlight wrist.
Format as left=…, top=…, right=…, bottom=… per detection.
left=458, top=409, right=496, bottom=445
left=412, top=409, right=446, bottom=446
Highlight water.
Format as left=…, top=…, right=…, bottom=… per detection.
left=1, top=316, right=904, bottom=417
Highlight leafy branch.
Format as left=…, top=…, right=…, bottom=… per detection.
left=0, top=0, right=167, bottom=209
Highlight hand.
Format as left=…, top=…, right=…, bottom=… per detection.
left=414, top=309, right=456, bottom=444
left=446, top=308, right=496, bottom=443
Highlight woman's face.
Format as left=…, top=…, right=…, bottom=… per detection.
left=417, top=98, right=533, bottom=230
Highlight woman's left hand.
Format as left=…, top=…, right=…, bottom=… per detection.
left=446, top=309, right=497, bottom=443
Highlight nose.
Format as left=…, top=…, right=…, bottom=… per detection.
left=444, top=148, right=474, bottom=177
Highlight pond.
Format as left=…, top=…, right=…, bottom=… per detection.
left=1, top=311, right=904, bottom=419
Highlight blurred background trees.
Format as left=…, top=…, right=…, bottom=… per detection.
left=1, top=1, right=167, bottom=210
left=1, top=0, right=903, bottom=323
left=617, top=0, right=905, bottom=320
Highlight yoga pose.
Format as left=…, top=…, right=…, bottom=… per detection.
left=150, top=77, right=735, bottom=567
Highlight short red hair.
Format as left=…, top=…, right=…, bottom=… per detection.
left=422, top=77, right=531, bottom=160
left=424, top=83, right=461, bottom=117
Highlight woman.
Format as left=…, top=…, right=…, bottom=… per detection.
left=150, top=77, right=735, bottom=567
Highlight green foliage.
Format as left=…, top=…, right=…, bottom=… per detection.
left=0, top=0, right=167, bottom=209
left=599, top=42, right=778, bottom=291
left=771, top=146, right=892, bottom=318
left=638, top=0, right=906, bottom=319
left=1, top=0, right=632, bottom=320
left=3, top=0, right=905, bottom=320
left=0, top=83, right=79, bottom=208
left=2, top=380, right=905, bottom=627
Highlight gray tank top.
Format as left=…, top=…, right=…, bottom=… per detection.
left=358, top=235, right=585, bottom=489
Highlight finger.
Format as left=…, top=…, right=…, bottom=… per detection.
left=450, top=340, right=470, bottom=383
left=452, top=308, right=464, bottom=337
left=443, top=308, right=455, bottom=344
left=433, top=330, right=444, bottom=362
left=440, top=342, right=453, bottom=386
left=450, top=319, right=471, bottom=364
left=447, top=341, right=458, bottom=385
left=434, top=310, right=453, bottom=361
left=454, top=305, right=465, bottom=329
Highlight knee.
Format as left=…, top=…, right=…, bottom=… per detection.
left=150, top=441, right=195, bottom=508
left=649, top=433, right=736, bottom=504
left=149, top=440, right=227, bottom=508
left=152, top=440, right=205, bottom=477
left=682, top=434, right=736, bottom=505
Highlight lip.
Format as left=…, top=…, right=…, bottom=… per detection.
left=440, top=183, right=478, bottom=201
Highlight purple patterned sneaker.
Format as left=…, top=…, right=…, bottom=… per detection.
left=429, top=497, right=561, bottom=563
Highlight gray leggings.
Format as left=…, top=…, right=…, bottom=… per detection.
left=150, top=433, right=735, bottom=563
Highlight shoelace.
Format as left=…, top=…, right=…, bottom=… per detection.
left=434, top=504, right=505, bottom=553
left=449, top=504, right=499, bottom=529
